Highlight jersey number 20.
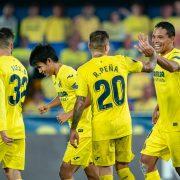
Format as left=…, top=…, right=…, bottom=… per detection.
left=94, top=75, right=125, bottom=111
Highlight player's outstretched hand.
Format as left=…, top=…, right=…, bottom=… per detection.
left=70, top=129, right=79, bottom=148
left=135, top=33, right=155, bottom=57
left=0, top=131, right=13, bottom=145
left=38, top=104, right=50, bottom=114
left=56, top=112, right=70, bottom=124
left=152, top=107, right=159, bottom=125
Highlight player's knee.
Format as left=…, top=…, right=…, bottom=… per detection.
left=140, top=154, right=151, bottom=166
left=59, top=163, right=73, bottom=179
left=175, top=167, right=180, bottom=176
left=84, top=164, right=99, bottom=180
left=98, top=166, right=112, bottom=176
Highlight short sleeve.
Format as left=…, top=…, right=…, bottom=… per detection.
left=124, top=56, right=143, bottom=73
left=76, top=67, right=88, bottom=97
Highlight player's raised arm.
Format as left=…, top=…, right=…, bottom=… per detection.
left=135, top=33, right=157, bottom=72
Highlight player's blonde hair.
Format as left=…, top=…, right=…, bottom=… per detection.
left=89, top=30, right=109, bottom=52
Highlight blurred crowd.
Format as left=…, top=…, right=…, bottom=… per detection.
left=0, top=2, right=179, bottom=115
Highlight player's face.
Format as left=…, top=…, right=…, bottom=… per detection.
left=152, top=27, right=174, bottom=54
left=36, top=61, right=53, bottom=76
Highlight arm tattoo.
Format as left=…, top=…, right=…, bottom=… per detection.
left=71, top=96, right=86, bottom=130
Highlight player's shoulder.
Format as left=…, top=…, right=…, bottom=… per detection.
left=113, top=54, right=126, bottom=60
left=0, top=55, right=15, bottom=68
left=62, top=65, right=76, bottom=74
left=60, top=65, right=77, bottom=79
left=77, top=59, right=92, bottom=72
left=169, top=48, right=180, bottom=59
left=172, top=48, right=180, bottom=55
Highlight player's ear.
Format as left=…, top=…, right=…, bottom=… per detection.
left=105, top=43, right=110, bottom=53
left=170, top=36, right=175, bottom=42
left=88, top=42, right=92, bottom=50
left=47, top=58, right=52, bottom=64
left=10, top=41, right=14, bottom=53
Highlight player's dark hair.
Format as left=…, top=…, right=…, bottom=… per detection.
left=89, top=30, right=109, bottom=52
left=0, top=27, right=14, bottom=48
left=155, top=21, right=175, bottom=37
left=29, top=44, right=58, bottom=66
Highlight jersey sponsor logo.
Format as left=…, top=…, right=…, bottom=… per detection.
left=153, top=71, right=165, bottom=77
left=93, top=64, right=118, bottom=78
left=153, top=71, right=165, bottom=82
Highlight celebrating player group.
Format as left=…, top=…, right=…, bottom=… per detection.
left=0, top=21, right=179, bottom=180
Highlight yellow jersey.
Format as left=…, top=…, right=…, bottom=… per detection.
left=20, top=16, right=46, bottom=43
left=154, top=48, right=180, bottom=132
left=74, top=16, right=100, bottom=41
left=60, top=48, right=88, bottom=68
left=52, top=65, right=92, bottom=137
left=123, top=15, right=150, bottom=41
left=0, top=56, right=28, bottom=139
left=76, top=55, right=143, bottom=141
left=45, top=16, right=71, bottom=42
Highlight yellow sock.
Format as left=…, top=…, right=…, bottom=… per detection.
left=145, top=170, right=160, bottom=180
left=117, top=167, right=135, bottom=180
left=100, top=175, right=113, bottom=180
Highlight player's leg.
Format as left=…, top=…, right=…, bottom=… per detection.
left=62, top=137, right=96, bottom=179
left=140, top=154, right=160, bottom=180
left=141, top=126, right=169, bottom=180
left=2, top=139, right=25, bottom=180
left=84, top=162, right=99, bottom=180
left=4, top=168, right=22, bottom=180
left=59, top=162, right=79, bottom=180
left=98, top=166, right=112, bottom=180
left=167, top=131, right=180, bottom=177
left=115, top=135, right=135, bottom=180
left=93, top=140, right=115, bottom=180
